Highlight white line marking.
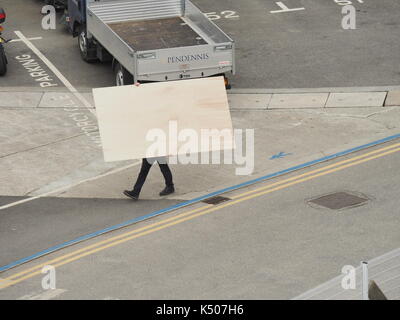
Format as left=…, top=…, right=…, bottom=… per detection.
left=17, top=289, right=67, bottom=300
left=270, top=2, right=305, bottom=13
left=0, top=161, right=141, bottom=211
left=14, top=31, right=96, bottom=115
left=10, top=37, right=43, bottom=43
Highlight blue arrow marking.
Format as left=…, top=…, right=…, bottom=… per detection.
left=270, top=152, right=293, bottom=160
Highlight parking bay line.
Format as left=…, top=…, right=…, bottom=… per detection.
left=14, top=31, right=94, bottom=114
left=0, top=161, right=141, bottom=211
left=270, top=2, right=305, bottom=14
left=9, top=37, right=42, bottom=43
left=2, top=144, right=400, bottom=289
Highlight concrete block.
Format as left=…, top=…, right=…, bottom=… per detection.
left=0, top=92, right=43, bottom=108
left=326, top=92, right=387, bottom=108
left=268, top=93, right=328, bottom=109
left=228, top=93, right=271, bottom=110
left=384, top=90, right=400, bottom=106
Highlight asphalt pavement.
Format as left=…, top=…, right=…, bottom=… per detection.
left=0, top=196, right=180, bottom=269
left=0, top=140, right=399, bottom=299
left=0, top=0, right=399, bottom=89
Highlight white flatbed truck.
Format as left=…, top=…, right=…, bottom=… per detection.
left=66, top=0, right=235, bottom=87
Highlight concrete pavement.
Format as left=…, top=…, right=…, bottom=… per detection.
left=1, top=87, right=399, bottom=201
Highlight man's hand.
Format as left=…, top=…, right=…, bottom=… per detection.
left=134, top=82, right=141, bottom=87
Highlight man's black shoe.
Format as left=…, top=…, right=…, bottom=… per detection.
left=159, top=185, right=175, bottom=196
left=123, top=190, right=139, bottom=201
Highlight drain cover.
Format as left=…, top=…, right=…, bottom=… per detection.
left=308, top=191, right=369, bottom=210
left=202, top=196, right=231, bottom=205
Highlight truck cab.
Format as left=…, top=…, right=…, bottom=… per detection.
left=66, top=0, right=87, bottom=37
left=45, top=0, right=68, bottom=10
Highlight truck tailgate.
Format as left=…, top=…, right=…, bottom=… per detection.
left=137, top=44, right=234, bottom=81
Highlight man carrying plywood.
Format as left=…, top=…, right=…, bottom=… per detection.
left=93, top=77, right=234, bottom=201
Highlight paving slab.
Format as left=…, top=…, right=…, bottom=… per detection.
left=385, top=90, right=400, bottom=107
left=38, top=92, right=95, bottom=109
left=228, top=94, right=271, bottom=110
left=0, top=108, right=85, bottom=158
left=268, top=93, right=329, bottom=109
left=0, top=92, right=43, bottom=108
left=0, top=134, right=101, bottom=196
left=326, top=92, right=387, bottom=108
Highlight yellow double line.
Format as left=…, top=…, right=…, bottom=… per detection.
left=1, top=142, right=400, bottom=290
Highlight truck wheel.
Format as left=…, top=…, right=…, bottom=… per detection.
left=114, top=62, right=134, bottom=86
left=0, top=46, right=7, bottom=76
left=78, top=28, right=97, bottom=62
left=214, top=73, right=231, bottom=89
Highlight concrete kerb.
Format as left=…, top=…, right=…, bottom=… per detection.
left=1, top=86, right=399, bottom=109
left=0, top=87, right=95, bottom=109
left=229, top=85, right=400, bottom=94
left=229, top=86, right=400, bottom=109
left=385, top=90, right=400, bottom=107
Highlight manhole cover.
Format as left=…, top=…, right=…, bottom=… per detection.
left=308, top=191, right=369, bottom=210
left=202, top=196, right=231, bottom=205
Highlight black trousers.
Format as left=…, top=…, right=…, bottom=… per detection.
left=133, top=158, right=173, bottom=193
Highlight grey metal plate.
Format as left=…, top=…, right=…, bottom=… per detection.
left=202, top=196, right=231, bottom=205
left=308, top=191, right=369, bottom=210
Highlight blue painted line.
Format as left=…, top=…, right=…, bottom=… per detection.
left=1, top=133, right=400, bottom=273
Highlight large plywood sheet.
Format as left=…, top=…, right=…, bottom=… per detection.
left=93, top=77, right=234, bottom=162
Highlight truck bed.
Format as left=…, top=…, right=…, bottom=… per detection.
left=107, top=17, right=207, bottom=51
